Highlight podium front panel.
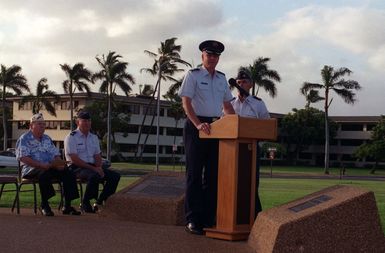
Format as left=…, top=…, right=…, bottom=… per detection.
left=237, top=142, right=252, bottom=224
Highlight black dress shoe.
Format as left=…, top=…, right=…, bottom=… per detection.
left=185, top=222, right=204, bottom=235
left=41, top=206, right=54, bottom=216
left=62, top=206, right=81, bottom=215
left=92, top=203, right=101, bottom=212
left=80, top=202, right=95, bottom=213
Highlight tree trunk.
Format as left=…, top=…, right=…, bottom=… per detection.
left=69, top=82, right=74, bottom=132
left=107, top=91, right=112, bottom=161
left=172, top=118, right=179, bottom=168
left=134, top=82, right=158, bottom=159
left=324, top=91, right=330, bottom=174
left=2, top=84, right=7, bottom=150
left=155, top=67, right=162, bottom=171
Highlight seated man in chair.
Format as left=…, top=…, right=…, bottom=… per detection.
left=16, top=113, right=81, bottom=216
left=64, top=111, right=120, bottom=213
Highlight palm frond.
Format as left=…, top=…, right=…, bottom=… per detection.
left=332, top=88, right=356, bottom=104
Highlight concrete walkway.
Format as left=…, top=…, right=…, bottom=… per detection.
left=0, top=208, right=253, bottom=253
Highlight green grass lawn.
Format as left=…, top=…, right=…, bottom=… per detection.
left=1, top=173, right=384, bottom=234
left=111, top=163, right=385, bottom=177
left=260, top=165, right=385, bottom=176
left=2, top=163, right=384, bottom=177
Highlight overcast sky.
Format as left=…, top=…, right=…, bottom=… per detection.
left=1, top=0, right=384, bottom=116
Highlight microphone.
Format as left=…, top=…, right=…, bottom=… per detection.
left=228, top=78, right=250, bottom=97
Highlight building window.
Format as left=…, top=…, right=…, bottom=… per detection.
left=61, top=101, right=69, bottom=110
left=60, top=121, right=71, bottom=130
left=145, top=106, right=165, bottom=116
left=167, top=109, right=183, bottom=118
left=128, top=104, right=141, bottom=114
left=45, top=121, right=58, bottom=129
left=340, top=123, right=363, bottom=131
left=141, top=126, right=163, bottom=135
left=19, top=102, right=32, bottom=110
left=119, top=144, right=138, bottom=152
left=17, top=121, right=30, bottom=129
left=340, top=139, right=364, bottom=146
left=166, top=127, right=183, bottom=136
left=126, top=125, right=139, bottom=133
left=330, top=139, right=338, bottom=146
left=143, top=145, right=156, bottom=153
left=366, top=124, right=376, bottom=131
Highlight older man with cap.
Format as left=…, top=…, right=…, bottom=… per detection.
left=231, top=69, right=270, bottom=216
left=179, top=40, right=235, bottom=235
left=16, top=113, right=81, bottom=216
left=64, top=110, right=120, bottom=213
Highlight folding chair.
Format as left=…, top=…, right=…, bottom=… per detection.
left=77, top=177, right=106, bottom=206
left=14, top=162, right=64, bottom=214
left=0, top=175, right=19, bottom=214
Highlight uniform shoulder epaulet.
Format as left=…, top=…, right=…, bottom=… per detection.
left=253, top=96, right=262, bottom=101
left=216, top=70, right=225, bottom=75
left=70, top=131, right=77, bottom=136
left=190, top=68, right=200, bottom=72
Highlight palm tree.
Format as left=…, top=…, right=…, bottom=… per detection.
left=164, top=79, right=185, bottom=166
left=60, top=63, right=92, bottom=131
left=0, top=64, right=29, bottom=150
left=240, top=57, right=281, bottom=97
left=300, top=65, right=362, bottom=174
left=139, top=84, right=155, bottom=97
left=141, top=37, right=191, bottom=170
left=19, top=77, right=60, bottom=116
left=93, top=51, right=135, bottom=161
left=302, top=89, right=324, bottom=108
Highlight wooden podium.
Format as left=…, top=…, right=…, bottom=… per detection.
left=199, top=114, right=277, bottom=241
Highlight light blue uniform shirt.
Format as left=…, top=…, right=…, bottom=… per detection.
left=179, top=66, right=233, bottom=117
left=231, top=96, right=270, bottom=119
left=64, top=129, right=101, bottom=164
left=16, top=131, right=60, bottom=177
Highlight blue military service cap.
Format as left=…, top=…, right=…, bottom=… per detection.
left=199, top=40, right=225, bottom=55
left=236, top=70, right=252, bottom=81
left=77, top=111, right=91, bottom=120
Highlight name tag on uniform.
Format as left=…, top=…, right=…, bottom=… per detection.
left=200, top=82, right=208, bottom=85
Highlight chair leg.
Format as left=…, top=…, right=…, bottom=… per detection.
left=79, top=182, right=83, bottom=204
left=33, top=183, right=37, bottom=214
left=58, top=183, right=63, bottom=211
left=11, top=182, right=20, bottom=214
left=0, top=184, right=4, bottom=201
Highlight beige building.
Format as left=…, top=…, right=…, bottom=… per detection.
left=9, top=93, right=383, bottom=166
left=9, top=93, right=184, bottom=162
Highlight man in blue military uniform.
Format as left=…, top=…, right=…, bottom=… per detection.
left=16, top=113, right=80, bottom=216
left=64, top=111, right=120, bottom=213
left=179, top=40, right=235, bottom=235
left=231, top=69, right=270, bottom=216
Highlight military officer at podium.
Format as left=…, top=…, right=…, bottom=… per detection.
left=179, top=40, right=235, bottom=235
left=231, top=69, right=270, bottom=216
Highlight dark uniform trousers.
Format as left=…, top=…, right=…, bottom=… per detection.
left=70, top=164, right=120, bottom=203
left=24, top=168, right=79, bottom=204
left=184, top=117, right=219, bottom=227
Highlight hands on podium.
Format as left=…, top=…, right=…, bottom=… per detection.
left=197, top=122, right=211, bottom=135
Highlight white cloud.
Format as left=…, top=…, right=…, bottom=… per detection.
left=0, top=1, right=384, bottom=116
